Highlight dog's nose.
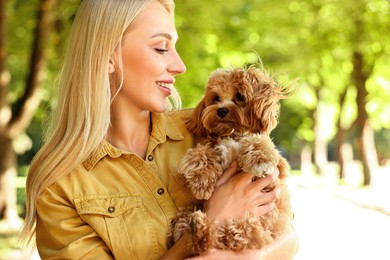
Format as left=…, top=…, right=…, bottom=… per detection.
left=217, top=107, right=229, bottom=118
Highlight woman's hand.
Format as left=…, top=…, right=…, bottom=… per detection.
left=162, top=161, right=292, bottom=260
left=203, top=161, right=280, bottom=222
left=185, top=226, right=299, bottom=260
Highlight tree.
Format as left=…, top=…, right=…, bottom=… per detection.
left=0, top=0, right=59, bottom=224
left=353, top=50, right=377, bottom=185
left=276, top=0, right=390, bottom=185
left=339, top=0, right=389, bottom=185
left=335, top=85, right=355, bottom=180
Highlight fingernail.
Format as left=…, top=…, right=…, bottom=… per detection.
left=230, top=160, right=238, bottom=167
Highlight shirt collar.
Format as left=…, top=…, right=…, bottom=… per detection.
left=82, top=112, right=184, bottom=171
left=150, top=111, right=184, bottom=143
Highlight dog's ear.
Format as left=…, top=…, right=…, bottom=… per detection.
left=186, top=98, right=207, bottom=136
left=248, top=93, right=280, bottom=134
left=246, top=68, right=281, bottom=134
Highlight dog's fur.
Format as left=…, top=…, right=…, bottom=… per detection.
left=169, top=66, right=294, bottom=253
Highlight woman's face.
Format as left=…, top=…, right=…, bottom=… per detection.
left=111, top=2, right=186, bottom=114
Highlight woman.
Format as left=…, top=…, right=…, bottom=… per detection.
left=19, top=0, right=298, bottom=259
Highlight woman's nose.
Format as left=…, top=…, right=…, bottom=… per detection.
left=168, top=50, right=186, bottom=75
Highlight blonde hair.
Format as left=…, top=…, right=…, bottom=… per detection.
left=19, top=0, right=178, bottom=248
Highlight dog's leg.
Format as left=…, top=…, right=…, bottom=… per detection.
left=216, top=137, right=239, bottom=170
left=167, top=209, right=193, bottom=248
left=238, top=133, right=280, bottom=177
left=168, top=208, right=216, bottom=254
left=215, top=215, right=274, bottom=251
left=177, top=143, right=223, bottom=200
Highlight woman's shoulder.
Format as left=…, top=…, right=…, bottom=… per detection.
left=164, top=108, right=194, bottom=134
left=166, top=108, right=194, bottom=121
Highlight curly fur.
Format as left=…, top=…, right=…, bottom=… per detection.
left=168, top=66, right=295, bottom=254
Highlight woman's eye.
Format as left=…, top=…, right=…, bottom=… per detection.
left=236, top=92, right=245, bottom=102
left=155, top=48, right=168, bottom=54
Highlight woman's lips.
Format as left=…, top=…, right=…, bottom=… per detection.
left=157, top=81, right=173, bottom=95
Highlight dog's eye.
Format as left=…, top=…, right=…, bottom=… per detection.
left=213, top=95, right=220, bottom=103
left=236, top=92, right=245, bottom=102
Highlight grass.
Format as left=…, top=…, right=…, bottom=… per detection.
left=0, top=220, right=24, bottom=259
left=0, top=177, right=28, bottom=259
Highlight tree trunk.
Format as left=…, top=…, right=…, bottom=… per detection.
left=335, top=86, right=353, bottom=180
left=314, top=101, right=328, bottom=174
left=301, top=144, right=313, bottom=176
left=0, top=137, right=20, bottom=226
left=336, top=130, right=346, bottom=179
left=337, top=137, right=354, bottom=180
left=0, top=0, right=59, bottom=223
left=353, top=51, right=377, bottom=186
left=8, top=0, right=59, bottom=136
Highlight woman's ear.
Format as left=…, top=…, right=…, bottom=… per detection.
left=108, top=58, right=116, bottom=74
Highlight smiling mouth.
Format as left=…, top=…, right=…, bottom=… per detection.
left=157, top=81, right=172, bottom=92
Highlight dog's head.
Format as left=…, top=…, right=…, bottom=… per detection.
left=186, top=66, right=292, bottom=138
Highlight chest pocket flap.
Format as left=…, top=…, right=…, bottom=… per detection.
left=74, top=193, right=141, bottom=217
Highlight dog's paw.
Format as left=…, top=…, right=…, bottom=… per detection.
left=179, top=167, right=217, bottom=200
left=251, top=162, right=276, bottom=176
left=191, top=177, right=218, bottom=200
left=238, top=133, right=280, bottom=176
left=177, top=143, right=223, bottom=200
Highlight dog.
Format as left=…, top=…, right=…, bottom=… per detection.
left=169, top=66, right=294, bottom=254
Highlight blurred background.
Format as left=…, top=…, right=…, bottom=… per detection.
left=0, top=0, right=389, bottom=259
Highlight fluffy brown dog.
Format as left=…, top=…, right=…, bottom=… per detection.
left=169, top=66, right=294, bottom=255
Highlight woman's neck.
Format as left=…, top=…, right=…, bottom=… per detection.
left=106, top=110, right=151, bottom=159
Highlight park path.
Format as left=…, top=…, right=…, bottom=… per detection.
left=290, top=173, right=390, bottom=260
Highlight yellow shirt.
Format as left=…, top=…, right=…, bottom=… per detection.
left=36, top=109, right=198, bottom=260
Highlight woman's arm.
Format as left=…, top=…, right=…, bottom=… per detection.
left=185, top=226, right=299, bottom=260
left=160, top=232, right=194, bottom=259
left=162, top=161, right=298, bottom=259
left=36, top=185, right=114, bottom=259
left=162, top=225, right=299, bottom=260
left=250, top=226, right=299, bottom=260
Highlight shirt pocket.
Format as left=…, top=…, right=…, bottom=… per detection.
left=74, top=193, right=159, bottom=260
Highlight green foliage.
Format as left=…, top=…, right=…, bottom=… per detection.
left=6, top=0, right=390, bottom=171
left=6, top=0, right=81, bottom=175
left=175, top=0, right=390, bottom=161
left=7, top=0, right=38, bottom=104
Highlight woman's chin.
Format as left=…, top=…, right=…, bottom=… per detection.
left=151, top=101, right=169, bottom=113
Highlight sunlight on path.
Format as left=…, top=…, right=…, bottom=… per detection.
left=290, top=174, right=390, bottom=260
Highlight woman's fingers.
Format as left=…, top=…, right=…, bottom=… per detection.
left=254, top=201, right=276, bottom=216
left=206, top=162, right=281, bottom=220
left=250, top=166, right=279, bottom=190
left=216, top=160, right=238, bottom=187
left=259, top=187, right=280, bottom=204
left=218, top=162, right=280, bottom=190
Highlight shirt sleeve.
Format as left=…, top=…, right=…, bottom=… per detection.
left=36, top=183, right=114, bottom=260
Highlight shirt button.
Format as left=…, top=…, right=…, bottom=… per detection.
left=147, top=155, right=154, bottom=161
left=108, top=206, right=115, bottom=213
left=157, top=188, right=165, bottom=195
